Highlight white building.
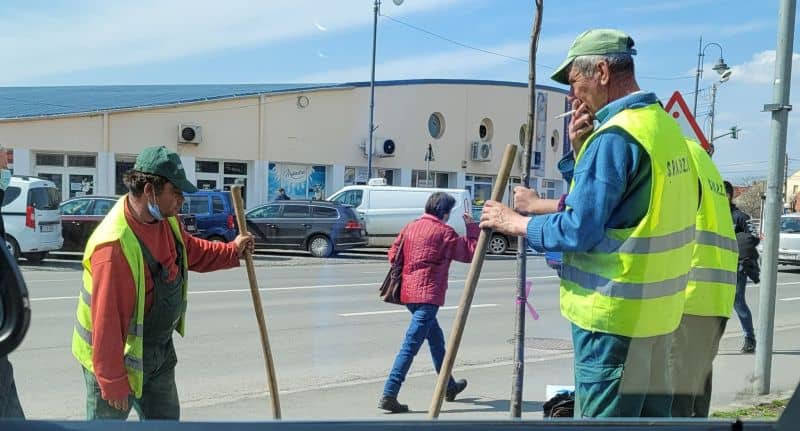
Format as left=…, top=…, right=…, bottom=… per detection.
left=0, top=79, right=570, bottom=208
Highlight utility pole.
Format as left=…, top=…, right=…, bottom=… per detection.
left=511, top=0, right=542, bottom=419
left=755, top=0, right=796, bottom=396
left=367, top=0, right=380, bottom=181
left=693, top=36, right=703, bottom=117
left=709, top=83, right=718, bottom=150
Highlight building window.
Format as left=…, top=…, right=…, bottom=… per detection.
left=479, top=118, right=494, bottom=142
left=428, top=112, right=445, bottom=139
left=465, top=175, right=493, bottom=205
left=68, top=155, right=96, bottom=168
left=35, top=152, right=97, bottom=200
left=375, top=168, right=397, bottom=186
left=115, top=156, right=136, bottom=195
left=36, top=153, right=65, bottom=167
left=196, top=160, right=249, bottom=200
left=268, top=163, right=327, bottom=201
left=196, top=161, right=220, bottom=174
left=551, top=129, right=560, bottom=152
left=224, top=162, right=247, bottom=175
left=344, top=166, right=370, bottom=186
left=344, top=167, right=397, bottom=186
left=412, top=170, right=449, bottom=188
left=541, top=179, right=561, bottom=199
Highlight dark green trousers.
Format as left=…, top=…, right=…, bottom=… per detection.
left=83, top=339, right=180, bottom=420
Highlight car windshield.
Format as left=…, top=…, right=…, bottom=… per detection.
left=1, top=2, right=797, bottom=429
left=781, top=217, right=800, bottom=233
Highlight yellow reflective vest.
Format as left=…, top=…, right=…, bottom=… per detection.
left=72, top=196, right=188, bottom=398
left=560, top=103, right=698, bottom=338
left=683, top=140, right=738, bottom=317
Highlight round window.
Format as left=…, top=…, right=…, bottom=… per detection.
left=428, top=112, right=445, bottom=139
left=479, top=118, right=494, bottom=142
left=551, top=130, right=560, bottom=151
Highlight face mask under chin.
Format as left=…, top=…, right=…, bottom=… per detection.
left=147, top=193, right=165, bottom=221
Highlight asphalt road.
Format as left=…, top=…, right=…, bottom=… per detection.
left=8, top=250, right=800, bottom=420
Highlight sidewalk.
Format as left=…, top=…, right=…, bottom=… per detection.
left=182, top=324, right=800, bottom=421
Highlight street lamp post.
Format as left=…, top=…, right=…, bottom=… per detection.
left=367, top=0, right=403, bottom=180
left=692, top=37, right=732, bottom=118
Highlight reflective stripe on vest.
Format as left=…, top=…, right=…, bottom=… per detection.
left=71, top=196, right=188, bottom=398
left=560, top=103, right=698, bottom=338
left=683, top=140, right=738, bottom=317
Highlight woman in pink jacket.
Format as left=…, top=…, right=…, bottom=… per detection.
left=379, top=192, right=479, bottom=413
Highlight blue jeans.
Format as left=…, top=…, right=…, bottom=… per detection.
left=735, top=267, right=755, bottom=340
left=383, top=304, right=456, bottom=398
left=572, top=324, right=673, bottom=418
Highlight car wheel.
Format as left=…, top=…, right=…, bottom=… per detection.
left=308, top=235, right=333, bottom=258
left=23, top=252, right=47, bottom=265
left=4, top=236, right=20, bottom=260
left=488, top=234, right=509, bottom=255
left=208, top=235, right=226, bottom=243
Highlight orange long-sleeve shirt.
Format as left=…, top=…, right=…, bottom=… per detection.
left=89, top=199, right=240, bottom=400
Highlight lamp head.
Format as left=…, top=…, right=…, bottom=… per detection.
left=712, top=58, right=730, bottom=75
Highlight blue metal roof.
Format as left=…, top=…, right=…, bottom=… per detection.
left=0, top=79, right=567, bottom=120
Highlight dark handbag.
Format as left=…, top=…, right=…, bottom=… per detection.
left=379, top=236, right=405, bottom=304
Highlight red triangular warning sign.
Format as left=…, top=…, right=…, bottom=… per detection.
left=664, top=91, right=710, bottom=151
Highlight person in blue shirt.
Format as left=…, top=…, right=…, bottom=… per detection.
left=481, top=29, right=694, bottom=418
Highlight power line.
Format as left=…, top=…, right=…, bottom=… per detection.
left=380, top=12, right=694, bottom=81
left=380, top=13, right=530, bottom=64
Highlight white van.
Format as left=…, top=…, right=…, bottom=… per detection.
left=328, top=180, right=471, bottom=247
left=2, top=176, right=63, bottom=263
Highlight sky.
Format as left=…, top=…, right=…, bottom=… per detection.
left=0, top=0, right=796, bottom=183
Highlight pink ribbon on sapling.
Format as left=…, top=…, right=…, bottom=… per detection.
left=515, top=280, right=540, bottom=320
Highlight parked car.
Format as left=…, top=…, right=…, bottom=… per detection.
left=470, top=205, right=512, bottom=255
left=328, top=179, right=471, bottom=247
left=775, top=214, right=800, bottom=266
left=245, top=200, right=367, bottom=257
left=2, top=175, right=63, bottom=263
left=181, top=190, right=237, bottom=242
left=60, top=196, right=198, bottom=252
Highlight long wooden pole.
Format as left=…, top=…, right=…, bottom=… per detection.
left=231, top=185, right=282, bottom=419
left=428, top=144, right=518, bottom=419
left=511, top=0, right=543, bottom=418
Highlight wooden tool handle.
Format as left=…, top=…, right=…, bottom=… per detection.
left=231, top=185, right=282, bottom=419
left=428, top=144, right=518, bottom=418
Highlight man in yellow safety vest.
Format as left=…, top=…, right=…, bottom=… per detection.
left=481, top=29, right=698, bottom=418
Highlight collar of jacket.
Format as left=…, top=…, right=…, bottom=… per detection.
left=420, top=213, right=444, bottom=224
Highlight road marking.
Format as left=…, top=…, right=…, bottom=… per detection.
left=30, top=296, right=76, bottom=302
left=339, top=303, right=497, bottom=317
left=780, top=297, right=800, bottom=302
left=29, top=276, right=556, bottom=302
left=778, top=282, right=800, bottom=286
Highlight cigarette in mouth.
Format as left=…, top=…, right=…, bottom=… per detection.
left=554, top=110, right=576, bottom=120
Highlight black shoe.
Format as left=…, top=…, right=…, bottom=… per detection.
left=379, top=396, right=409, bottom=413
left=741, top=337, right=756, bottom=354
left=446, top=379, right=468, bottom=402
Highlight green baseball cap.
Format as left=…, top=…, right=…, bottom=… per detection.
left=133, top=146, right=198, bottom=193
left=550, top=29, right=637, bottom=85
